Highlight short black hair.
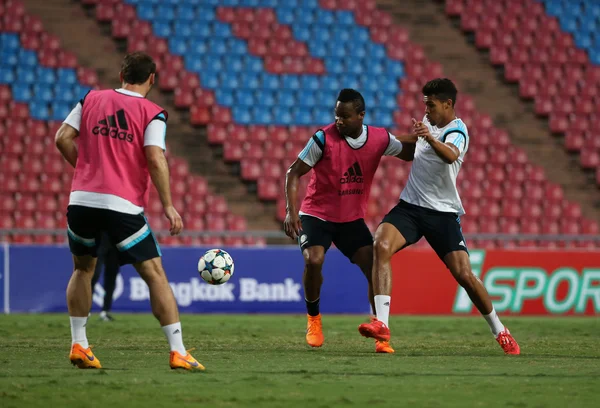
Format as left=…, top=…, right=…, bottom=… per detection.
left=337, top=88, right=365, bottom=113
left=120, top=52, right=156, bottom=85
left=422, top=78, right=457, bottom=107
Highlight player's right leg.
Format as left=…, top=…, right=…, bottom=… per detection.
left=66, top=205, right=102, bottom=369
left=298, top=215, right=334, bottom=348
left=99, top=245, right=119, bottom=322
left=109, top=211, right=204, bottom=370
left=358, top=201, right=421, bottom=342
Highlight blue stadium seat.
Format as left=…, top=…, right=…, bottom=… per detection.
left=336, top=11, right=355, bottom=26
left=260, top=74, right=280, bottom=90
left=29, top=102, right=50, bottom=121
left=175, top=5, right=195, bottom=21
left=199, top=71, right=219, bottom=88
left=294, top=110, right=313, bottom=126
left=253, top=108, right=273, bottom=125
left=281, top=75, right=301, bottom=90
left=311, top=27, right=331, bottom=42
left=1, top=50, right=17, bottom=66
left=272, top=106, right=293, bottom=125
left=0, top=33, right=20, bottom=50
left=18, top=49, right=38, bottom=67
left=276, top=9, right=295, bottom=25
left=16, top=67, right=36, bottom=84
left=219, top=72, right=241, bottom=89
left=33, top=84, right=54, bottom=103
left=239, top=0, right=260, bottom=6
left=208, top=38, right=228, bottom=54
left=300, top=76, right=320, bottom=91
left=240, top=72, right=260, bottom=89
left=296, top=89, right=317, bottom=107
left=232, top=106, right=252, bottom=124
left=195, top=7, right=216, bottom=22
left=215, top=89, right=235, bottom=105
left=310, top=108, right=327, bottom=125
left=12, top=84, right=33, bottom=102
left=155, top=4, right=175, bottom=21
left=136, top=3, right=156, bottom=21
left=294, top=9, right=316, bottom=25
left=222, top=56, right=244, bottom=73
left=55, top=87, right=76, bottom=104
left=319, top=76, right=341, bottom=91
left=276, top=90, right=295, bottom=107
left=308, top=43, right=327, bottom=58
left=314, top=9, right=335, bottom=25
left=235, top=89, right=255, bottom=106
left=153, top=22, right=172, bottom=38
left=386, top=60, right=405, bottom=77
left=184, top=54, right=204, bottom=73
left=51, top=102, right=72, bottom=121
left=188, top=40, right=208, bottom=54
left=57, top=69, right=78, bottom=86
left=168, top=38, right=188, bottom=55
left=255, top=89, right=276, bottom=106
left=174, top=21, right=194, bottom=37
left=228, top=39, right=247, bottom=55
left=220, top=0, right=240, bottom=6
left=243, top=56, right=263, bottom=73
left=324, top=58, right=344, bottom=75
left=212, top=22, right=232, bottom=38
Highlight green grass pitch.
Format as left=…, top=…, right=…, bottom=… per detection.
left=0, top=314, right=599, bottom=407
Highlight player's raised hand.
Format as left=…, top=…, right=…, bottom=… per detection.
left=164, top=205, right=183, bottom=236
left=412, top=118, right=434, bottom=143
left=283, top=211, right=302, bottom=240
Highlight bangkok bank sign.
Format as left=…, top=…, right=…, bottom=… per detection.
left=390, top=249, right=600, bottom=315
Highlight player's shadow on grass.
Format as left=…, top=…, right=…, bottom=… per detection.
left=256, top=370, right=600, bottom=379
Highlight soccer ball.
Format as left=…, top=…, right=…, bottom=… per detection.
left=198, top=249, right=234, bottom=285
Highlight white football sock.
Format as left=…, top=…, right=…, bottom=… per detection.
left=70, top=316, right=89, bottom=349
left=162, top=322, right=187, bottom=355
left=483, top=308, right=505, bottom=336
left=374, top=295, right=391, bottom=328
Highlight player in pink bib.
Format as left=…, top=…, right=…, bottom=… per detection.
left=55, top=52, right=204, bottom=371
left=284, top=89, right=416, bottom=353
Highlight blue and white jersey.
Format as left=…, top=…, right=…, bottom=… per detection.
left=400, top=116, right=469, bottom=215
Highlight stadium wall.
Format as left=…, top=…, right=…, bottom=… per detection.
left=1, top=245, right=599, bottom=315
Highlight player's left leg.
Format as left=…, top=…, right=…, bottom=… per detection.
left=336, top=220, right=394, bottom=353
left=66, top=205, right=103, bottom=368
left=425, top=214, right=520, bottom=355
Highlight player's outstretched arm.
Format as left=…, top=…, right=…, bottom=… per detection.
left=145, top=146, right=182, bottom=236
left=283, top=159, right=312, bottom=240
left=55, top=123, right=79, bottom=168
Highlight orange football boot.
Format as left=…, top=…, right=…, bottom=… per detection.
left=306, top=314, right=324, bottom=347
left=69, top=343, right=102, bottom=369
left=169, top=350, right=205, bottom=371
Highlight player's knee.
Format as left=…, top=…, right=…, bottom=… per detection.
left=454, top=265, right=475, bottom=288
left=304, top=251, right=325, bottom=270
left=373, top=238, right=394, bottom=260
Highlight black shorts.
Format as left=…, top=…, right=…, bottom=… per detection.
left=298, top=215, right=373, bottom=261
left=66, top=205, right=161, bottom=265
left=381, top=200, right=468, bottom=260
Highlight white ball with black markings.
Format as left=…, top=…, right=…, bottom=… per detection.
left=198, top=249, right=234, bottom=285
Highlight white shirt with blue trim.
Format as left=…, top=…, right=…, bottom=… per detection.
left=400, top=116, right=469, bottom=215
left=63, top=88, right=167, bottom=215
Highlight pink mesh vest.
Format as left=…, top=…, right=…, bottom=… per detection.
left=71, top=90, right=166, bottom=207
left=300, top=123, right=390, bottom=223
